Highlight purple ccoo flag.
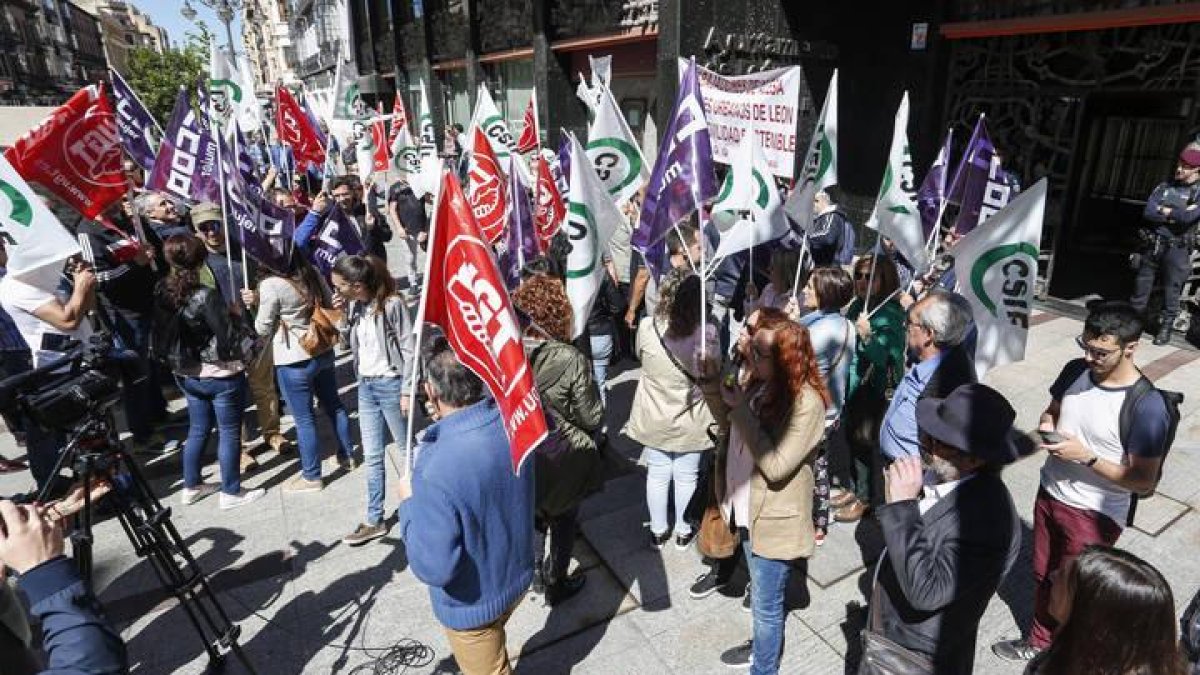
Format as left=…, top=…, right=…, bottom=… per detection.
left=917, top=128, right=954, bottom=243
left=500, top=160, right=538, bottom=290
left=148, top=88, right=221, bottom=205
left=304, top=205, right=365, bottom=279
left=946, top=115, right=1012, bottom=236
left=221, top=129, right=294, bottom=274
left=632, top=57, right=718, bottom=278
left=109, top=68, right=160, bottom=173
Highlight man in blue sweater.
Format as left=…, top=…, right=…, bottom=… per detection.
left=0, top=499, right=127, bottom=674
left=397, top=334, right=535, bottom=675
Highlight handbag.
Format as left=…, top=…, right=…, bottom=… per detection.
left=858, top=566, right=935, bottom=675
left=282, top=280, right=344, bottom=356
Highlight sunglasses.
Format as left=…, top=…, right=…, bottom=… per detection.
left=196, top=221, right=221, bottom=233
left=854, top=272, right=872, bottom=280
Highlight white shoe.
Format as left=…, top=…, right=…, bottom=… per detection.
left=181, top=483, right=219, bottom=506
left=219, top=488, right=267, bottom=510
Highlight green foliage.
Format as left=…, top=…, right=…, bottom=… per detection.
left=126, top=44, right=207, bottom=127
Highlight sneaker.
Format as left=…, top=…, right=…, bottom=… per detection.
left=674, top=531, right=696, bottom=550
left=719, top=640, right=753, bottom=669
left=283, top=475, right=324, bottom=494
left=342, top=522, right=388, bottom=546
left=742, top=582, right=752, bottom=612
left=649, top=531, right=670, bottom=550
left=219, top=488, right=266, bottom=510
left=992, top=638, right=1041, bottom=662
left=181, top=483, right=219, bottom=505
left=688, top=570, right=728, bottom=599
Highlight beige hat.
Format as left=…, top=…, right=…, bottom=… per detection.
left=190, top=202, right=222, bottom=227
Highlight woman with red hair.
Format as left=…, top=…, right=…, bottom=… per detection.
left=717, top=319, right=829, bottom=672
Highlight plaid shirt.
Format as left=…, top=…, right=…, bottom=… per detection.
left=0, top=268, right=30, bottom=352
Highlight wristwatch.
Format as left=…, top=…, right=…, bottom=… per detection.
left=1085, top=455, right=1099, bottom=467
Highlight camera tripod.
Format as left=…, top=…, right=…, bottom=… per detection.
left=38, top=415, right=258, bottom=674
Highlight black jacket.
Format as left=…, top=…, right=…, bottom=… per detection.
left=586, top=275, right=626, bottom=337
left=349, top=204, right=392, bottom=262
left=809, top=209, right=848, bottom=267
left=77, top=219, right=161, bottom=315
left=154, top=285, right=243, bottom=373
left=871, top=472, right=1021, bottom=674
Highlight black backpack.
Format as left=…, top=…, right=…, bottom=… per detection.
left=1058, top=358, right=1183, bottom=525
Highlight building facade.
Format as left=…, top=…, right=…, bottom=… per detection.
left=67, top=1, right=106, bottom=84
left=287, top=0, right=345, bottom=110
left=243, top=0, right=298, bottom=96
left=74, top=0, right=168, bottom=78
left=0, top=0, right=109, bottom=105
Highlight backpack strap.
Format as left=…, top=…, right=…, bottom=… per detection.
left=1119, top=370, right=1184, bottom=526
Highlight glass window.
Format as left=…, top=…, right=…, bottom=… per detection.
left=441, top=68, right=469, bottom=129
left=490, top=59, right=532, bottom=133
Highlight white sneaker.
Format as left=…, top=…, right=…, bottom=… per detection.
left=181, top=483, right=219, bottom=506
left=219, top=488, right=267, bottom=510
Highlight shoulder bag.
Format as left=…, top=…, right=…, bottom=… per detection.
left=281, top=279, right=344, bottom=356
left=858, top=565, right=935, bottom=675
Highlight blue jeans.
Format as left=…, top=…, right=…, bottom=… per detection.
left=276, top=351, right=353, bottom=481
left=358, top=376, right=407, bottom=525
left=178, top=374, right=247, bottom=495
left=644, top=448, right=703, bottom=537
left=742, top=529, right=791, bottom=675
left=589, top=333, right=613, bottom=406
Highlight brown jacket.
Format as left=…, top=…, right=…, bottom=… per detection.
left=729, top=386, right=826, bottom=561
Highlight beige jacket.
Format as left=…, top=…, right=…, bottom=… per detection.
left=729, top=386, right=825, bottom=560
left=623, top=316, right=715, bottom=452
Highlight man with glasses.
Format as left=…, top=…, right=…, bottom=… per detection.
left=1131, top=141, right=1200, bottom=345
left=133, top=191, right=190, bottom=242
left=992, top=301, right=1172, bottom=663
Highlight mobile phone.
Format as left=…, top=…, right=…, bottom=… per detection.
left=1039, top=430, right=1066, bottom=445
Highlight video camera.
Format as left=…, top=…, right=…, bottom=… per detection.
left=0, top=335, right=123, bottom=433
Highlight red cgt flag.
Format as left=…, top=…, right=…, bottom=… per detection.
left=467, top=126, right=508, bottom=244
left=372, top=102, right=389, bottom=173
left=275, top=85, right=325, bottom=171
left=515, top=93, right=538, bottom=154
left=423, top=169, right=549, bottom=473
left=4, top=84, right=125, bottom=219
left=387, top=92, right=409, bottom=148
left=533, top=154, right=565, bottom=251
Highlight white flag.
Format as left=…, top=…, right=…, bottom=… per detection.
left=464, top=85, right=532, bottom=184
left=208, top=44, right=240, bottom=129
left=947, top=178, right=1047, bottom=380
left=865, top=92, right=928, bottom=272
left=331, top=59, right=369, bottom=121
left=565, top=133, right=623, bottom=339
left=782, top=69, right=838, bottom=231
left=585, top=84, right=648, bottom=207
left=713, top=130, right=789, bottom=258
left=235, top=55, right=263, bottom=132
left=0, top=154, right=81, bottom=284
left=411, top=81, right=440, bottom=198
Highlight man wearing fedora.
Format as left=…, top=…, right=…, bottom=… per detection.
left=1130, top=140, right=1200, bottom=345
left=867, top=383, right=1025, bottom=675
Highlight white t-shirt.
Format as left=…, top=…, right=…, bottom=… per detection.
left=0, top=276, right=92, bottom=367
left=355, top=308, right=396, bottom=378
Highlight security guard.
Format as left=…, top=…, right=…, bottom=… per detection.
left=1131, top=141, right=1200, bottom=345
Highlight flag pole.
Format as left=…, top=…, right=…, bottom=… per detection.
left=213, top=116, right=238, bottom=298
left=531, top=87, right=542, bottom=253
left=232, top=124, right=250, bottom=291
left=402, top=168, right=444, bottom=476
left=790, top=231, right=810, bottom=298
left=863, top=240, right=881, bottom=314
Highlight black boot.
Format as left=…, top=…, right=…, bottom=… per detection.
left=545, top=571, right=587, bottom=606
left=1154, top=323, right=1174, bottom=346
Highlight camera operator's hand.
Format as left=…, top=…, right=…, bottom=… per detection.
left=73, top=265, right=97, bottom=293
left=0, top=500, right=64, bottom=575
left=44, top=478, right=113, bottom=524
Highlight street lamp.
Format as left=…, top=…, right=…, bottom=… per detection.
left=181, top=0, right=245, bottom=60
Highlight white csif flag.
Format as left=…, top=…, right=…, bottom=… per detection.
left=209, top=44, right=260, bottom=134
left=586, top=84, right=648, bottom=207
left=865, top=92, right=929, bottom=273
left=411, top=81, right=440, bottom=198
left=465, top=85, right=531, bottom=183
left=782, top=69, right=838, bottom=232
left=947, top=178, right=1047, bottom=380
left=0, top=154, right=81, bottom=284
left=712, top=129, right=789, bottom=258
left=564, top=133, right=623, bottom=339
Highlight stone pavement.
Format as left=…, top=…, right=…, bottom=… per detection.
left=1, top=306, right=1198, bottom=674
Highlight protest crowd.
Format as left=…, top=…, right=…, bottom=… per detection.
left=0, top=52, right=1198, bottom=675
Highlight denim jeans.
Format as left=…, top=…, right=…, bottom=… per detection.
left=589, top=333, right=613, bottom=406
left=178, top=374, right=247, bottom=495
left=276, top=351, right=353, bottom=481
left=643, top=447, right=703, bottom=537
left=358, top=376, right=407, bottom=525
left=742, top=529, right=791, bottom=675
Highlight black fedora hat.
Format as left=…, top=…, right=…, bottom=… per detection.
left=916, top=383, right=1032, bottom=465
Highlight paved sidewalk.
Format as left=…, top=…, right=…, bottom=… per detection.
left=1, top=307, right=1197, bottom=674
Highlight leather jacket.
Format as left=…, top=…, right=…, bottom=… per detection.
left=156, top=285, right=243, bottom=373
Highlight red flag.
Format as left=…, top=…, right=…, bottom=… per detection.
left=372, top=102, right=389, bottom=173
left=424, top=169, right=549, bottom=473
left=467, top=126, right=508, bottom=243
left=515, top=95, right=538, bottom=154
left=387, top=92, right=409, bottom=148
left=533, top=155, right=565, bottom=251
left=4, top=85, right=125, bottom=219
left=275, top=85, right=325, bottom=171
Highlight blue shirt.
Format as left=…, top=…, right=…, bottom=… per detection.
left=879, top=350, right=946, bottom=460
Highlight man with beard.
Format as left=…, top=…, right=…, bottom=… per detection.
left=878, top=289, right=977, bottom=463
left=868, top=383, right=1025, bottom=674
left=992, top=301, right=1172, bottom=664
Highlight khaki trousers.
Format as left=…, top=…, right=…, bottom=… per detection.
left=245, top=347, right=281, bottom=441
left=443, top=599, right=520, bottom=675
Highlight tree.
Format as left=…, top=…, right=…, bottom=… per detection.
left=126, top=42, right=207, bottom=127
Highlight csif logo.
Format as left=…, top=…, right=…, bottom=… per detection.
left=969, top=242, right=1038, bottom=328
left=586, top=138, right=642, bottom=197
left=0, top=179, right=33, bottom=227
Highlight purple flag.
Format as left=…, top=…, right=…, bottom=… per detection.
left=233, top=125, right=260, bottom=187
left=109, top=68, right=160, bottom=172
left=147, top=88, right=221, bottom=205
left=220, top=128, right=294, bottom=274
left=556, top=130, right=572, bottom=197
left=632, top=58, right=718, bottom=277
left=946, top=116, right=1011, bottom=235
left=917, top=128, right=954, bottom=242
left=500, top=161, right=538, bottom=290
left=305, top=205, right=365, bottom=279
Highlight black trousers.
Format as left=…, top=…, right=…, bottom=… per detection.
left=533, top=506, right=579, bottom=585
left=1131, top=239, right=1192, bottom=326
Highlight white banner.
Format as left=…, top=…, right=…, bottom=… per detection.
left=683, top=59, right=802, bottom=179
